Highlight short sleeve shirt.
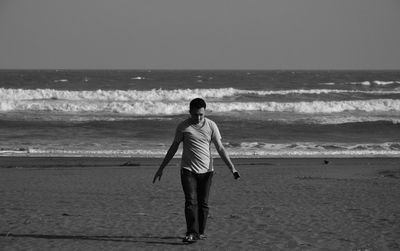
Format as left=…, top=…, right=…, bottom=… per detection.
left=174, top=117, right=221, bottom=174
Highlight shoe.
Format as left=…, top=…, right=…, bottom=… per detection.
left=198, top=234, right=207, bottom=240
left=182, top=234, right=197, bottom=243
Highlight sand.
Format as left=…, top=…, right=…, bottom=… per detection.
left=0, top=157, right=399, bottom=250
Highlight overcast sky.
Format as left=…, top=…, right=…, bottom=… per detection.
left=0, top=0, right=399, bottom=69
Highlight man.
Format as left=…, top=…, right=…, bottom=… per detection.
left=153, top=98, right=240, bottom=243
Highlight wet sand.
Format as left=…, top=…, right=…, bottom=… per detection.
left=0, top=157, right=399, bottom=250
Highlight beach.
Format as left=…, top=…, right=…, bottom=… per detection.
left=1, top=157, right=399, bottom=250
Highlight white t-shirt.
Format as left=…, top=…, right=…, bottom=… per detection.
left=174, top=117, right=221, bottom=174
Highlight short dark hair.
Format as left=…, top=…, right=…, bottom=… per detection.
left=190, top=98, right=206, bottom=111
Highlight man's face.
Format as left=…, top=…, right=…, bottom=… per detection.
left=190, top=107, right=205, bottom=124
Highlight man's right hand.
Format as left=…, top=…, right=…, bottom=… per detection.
left=233, top=171, right=240, bottom=180
left=153, top=168, right=163, bottom=183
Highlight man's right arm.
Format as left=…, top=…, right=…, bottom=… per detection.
left=153, top=141, right=180, bottom=183
left=159, top=141, right=180, bottom=170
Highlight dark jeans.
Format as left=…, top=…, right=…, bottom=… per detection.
left=181, top=168, right=214, bottom=236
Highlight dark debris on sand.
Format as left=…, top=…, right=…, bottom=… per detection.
left=378, top=169, right=400, bottom=179
left=120, top=161, right=141, bottom=167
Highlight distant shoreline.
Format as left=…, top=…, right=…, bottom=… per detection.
left=1, top=155, right=400, bottom=160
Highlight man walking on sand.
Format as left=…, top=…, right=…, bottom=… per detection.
left=153, top=98, right=240, bottom=243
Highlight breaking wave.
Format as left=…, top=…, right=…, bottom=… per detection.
left=1, top=98, right=399, bottom=115
left=1, top=88, right=400, bottom=116
left=2, top=142, right=400, bottom=157
left=1, top=87, right=400, bottom=102
left=224, top=142, right=400, bottom=157
left=320, top=81, right=400, bottom=86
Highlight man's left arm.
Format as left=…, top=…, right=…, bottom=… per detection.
left=213, top=138, right=240, bottom=179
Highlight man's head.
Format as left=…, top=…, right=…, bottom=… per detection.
left=189, top=98, right=206, bottom=124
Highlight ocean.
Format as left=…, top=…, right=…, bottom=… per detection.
left=1, top=70, right=400, bottom=157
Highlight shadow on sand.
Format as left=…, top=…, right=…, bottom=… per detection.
left=1, top=233, right=186, bottom=246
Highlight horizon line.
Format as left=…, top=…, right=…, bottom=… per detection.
left=1, top=68, right=400, bottom=71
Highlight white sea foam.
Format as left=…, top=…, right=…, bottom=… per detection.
left=1, top=87, right=400, bottom=103
left=348, top=81, right=371, bottom=86
left=1, top=88, right=400, bottom=116
left=226, top=142, right=400, bottom=151
left=0, top=88, right=242, bottom=102
left=223, top=142, right=400, bottom=157
left=2, top=142, right=400, bottom=157
left=1, top=97, right=400, bottom=115
left=209, top=99, right=400, bottom=114
left=373, top=81, right=397, bottom=85
left=320, top=80, right=400, bottom=86
left=309, top=116, right=400, bottom=125
left=53, top=79, right=69, bottom=83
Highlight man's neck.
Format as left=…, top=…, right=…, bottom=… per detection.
left=190, top=118, right=205, bottom=126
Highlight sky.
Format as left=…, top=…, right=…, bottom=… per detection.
left=0, top=0, right=399, bottom=70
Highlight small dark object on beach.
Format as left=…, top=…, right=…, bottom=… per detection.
left=378, top=170, right=400, bottom=179
left=229, top=214, right=240, bottom=219
left=120, top=161, right=141, bottom=167
left=62, top=213, right=71, bottom=216
left=323, top=160, right=329, bottom=164
left=3, top=166, right=23, bottom=169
